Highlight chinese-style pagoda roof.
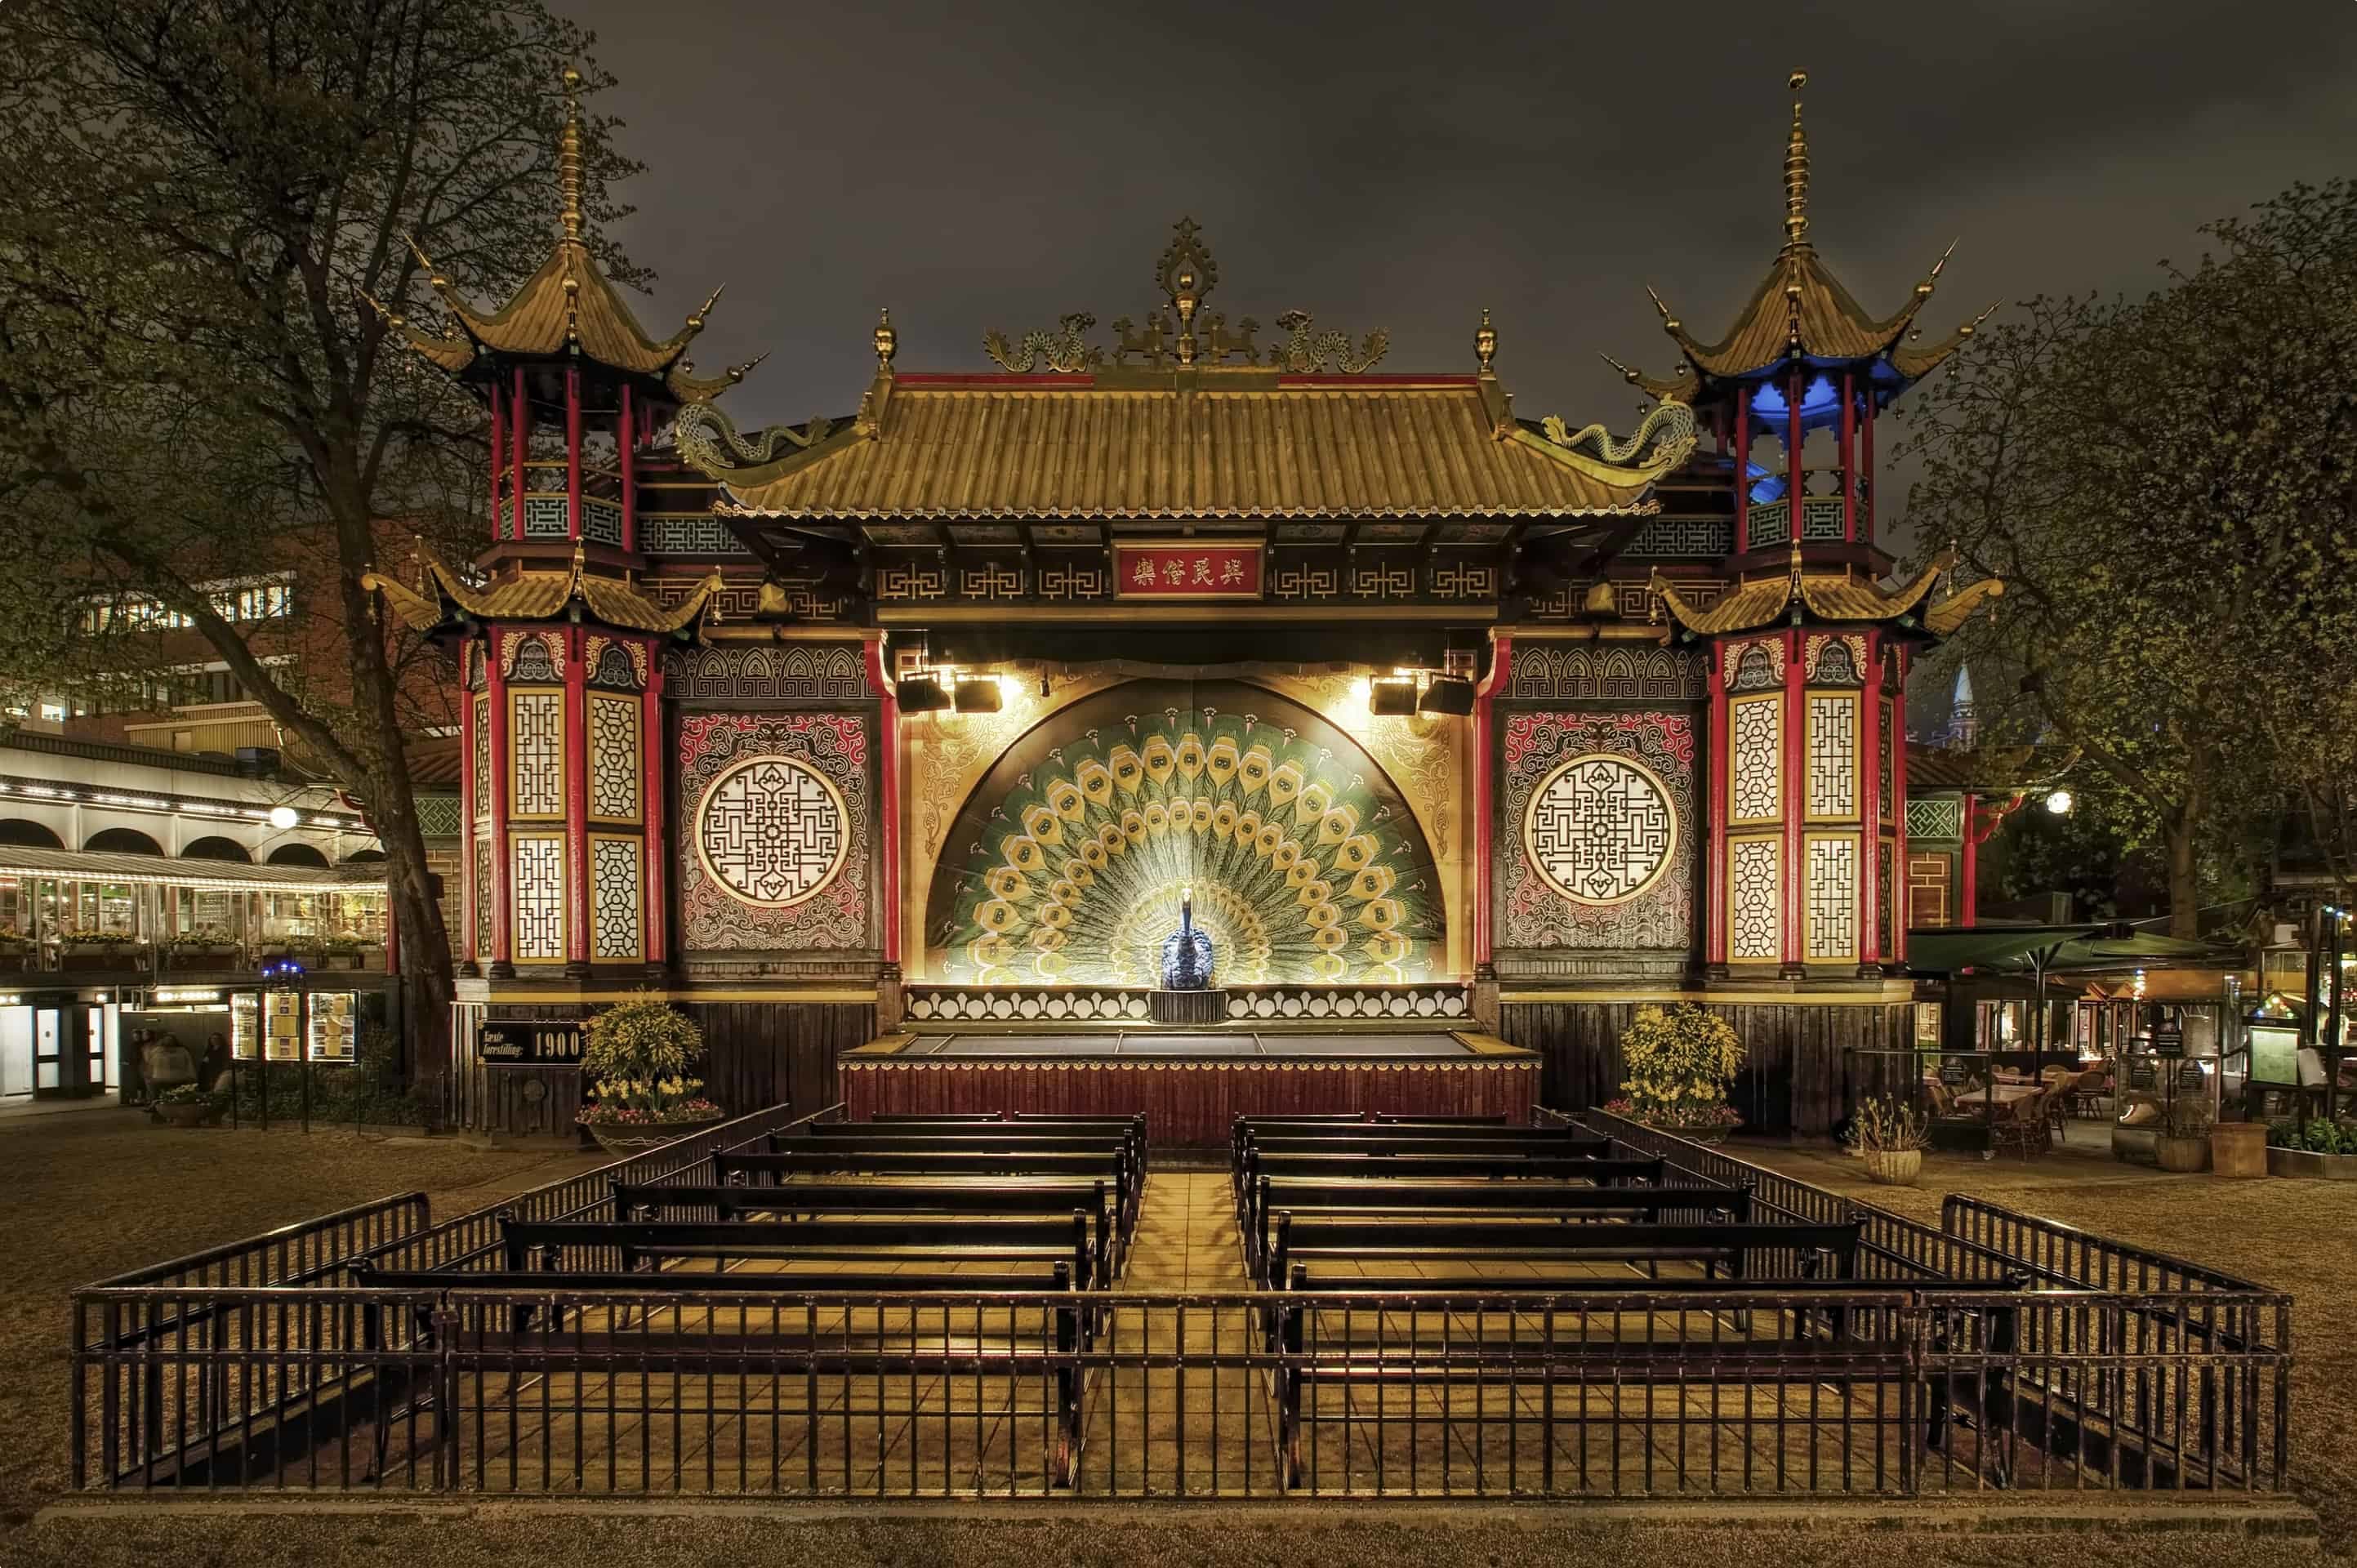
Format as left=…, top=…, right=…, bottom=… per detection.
left=1905, top=742, right=2079, bottom=794
left=376, top=73, right=755, bottom=404
left=363, top=541, right=721, bottom=637
left=1649, top=544, right=2003, bottom=637
left=701, top=373, right=1689, bottom=522
left=1609, top=74, right=1996, bottom=404
left=683, top=226, right=1695, bottom=525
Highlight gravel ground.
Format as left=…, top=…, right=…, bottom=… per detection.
left=2, top=1112, right=2347, bottom=1568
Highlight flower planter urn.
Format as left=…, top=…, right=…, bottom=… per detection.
left=2154, top=1134, right=2212, bottom=1174
left=1861, top=1148, right=1923, bottom=1186
left=2208, top=1121, right=2269, bottom=1180
left=585, top=1116, right=727, bottom=1157
left=2267, top=1147, right=2357, bottom=1180
left=158, top=1101, right=210, bottom=1128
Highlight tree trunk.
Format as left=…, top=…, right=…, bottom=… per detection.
left=2165, top=817, right=2201, bottom=940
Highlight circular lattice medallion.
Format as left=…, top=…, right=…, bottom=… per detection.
left=1522, top=751, right=1678, bottom=906
left=693, top=754, right=851, bottom=908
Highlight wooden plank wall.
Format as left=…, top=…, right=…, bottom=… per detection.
left=1498, top=1000, right=1911, bottom=1138
left=687, top=1001, right=876, bottom=1120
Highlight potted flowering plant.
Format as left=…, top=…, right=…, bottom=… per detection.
left=152, top=1082, right=220, bottom=1128
left=163, top=927, right=240, bottom=971
left=0, top=928, right=33, bottom=972
left=1844, top=1095, right=1931, bottom=1185
left=60, top=928, right=140, bottom=971
left=576, top=996, right=725, bottom=1154
left=1606, top=1002, right=1746, bottom=1143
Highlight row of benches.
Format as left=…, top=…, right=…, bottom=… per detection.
left=356, top=1113, right=1148, bottom=1299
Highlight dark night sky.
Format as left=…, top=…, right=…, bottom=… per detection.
left=568, top=0, right=2357, bottom=514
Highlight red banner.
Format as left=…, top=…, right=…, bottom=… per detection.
left=1112, top=542, right=1263, bottom=600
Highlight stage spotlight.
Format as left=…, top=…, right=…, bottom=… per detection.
left=1417, top=675, right=1476, bottom=715
left=898, top=674, right=951, bottom=713
left=1369, top=677, right=1418, bottom=717
left=954, top=676, right=1004, bottom=714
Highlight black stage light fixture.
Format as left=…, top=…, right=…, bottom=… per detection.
left=1369, top=677, right=1419, bottom=717
left=954, top=676, right=1005, bottom=714
left=898, top=674, right=951, bottom=713
left=1417, top=675, right=1477, bottom=715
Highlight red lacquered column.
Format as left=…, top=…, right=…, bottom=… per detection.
left=564, top=365, right=583, bottom=544
left=1840, top=372, right=1857, bottom=543
left=1889, top=652, right=1910, bottom=958
left=642, top=641, right=666, bottom=969
left=510, top=368, right=528, bottom=541
left=1858, top=630, right=1882, bottom=968
left=864, top=640, right=902, bottom=965
left=1733, top=387, right=1753, bottom=553
left=1472, top=636, right=1514, bottom=973
left=619, top=383, right=637, bottom=555
left=487, top=384, right=505, bottom=546
left=486, top=635, right=514, bottom=974
left=458, top=675, right=478, bottom=974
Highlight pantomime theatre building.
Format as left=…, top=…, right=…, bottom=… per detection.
left=374, top=73, right=1999, bottom=1143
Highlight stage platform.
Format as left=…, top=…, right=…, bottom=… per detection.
left=841, top=1027, right=1539, bottom=1145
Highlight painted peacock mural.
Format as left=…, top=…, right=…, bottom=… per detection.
left=929, top=683, right=1442, bottom=987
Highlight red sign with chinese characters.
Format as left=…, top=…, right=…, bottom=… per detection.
left=1112, top=542, right=1264, bottom=600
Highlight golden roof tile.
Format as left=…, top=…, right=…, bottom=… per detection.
left=705, top=375, right=1691, bottom=521
left=385, top=73, right=744, bottom=399
left=1648, top=545, right=1985, bottom=637
left=1622, top=73, right=1996, bottom=393
left=363, top=541, right=720, bottom=636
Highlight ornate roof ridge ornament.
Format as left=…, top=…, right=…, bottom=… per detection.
left=1782, top=69, right=1811, bottom=254
left=1539, top=399, right=1696, bottom=467
left=674, top=400, right=844, bottom=479
left=982, top=218, right=1385, bottom=374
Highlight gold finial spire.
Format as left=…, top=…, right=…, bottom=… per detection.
left=1782, top=69, right=1811, bottom=252
left=558, top=69, right=585, bottom=246
left=875, top=306, right=898, bottom=367
left=1474, top=307, right=1496, bottom=372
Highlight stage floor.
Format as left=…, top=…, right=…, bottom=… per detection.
left=875, top=1030, right=1509, bottom=1061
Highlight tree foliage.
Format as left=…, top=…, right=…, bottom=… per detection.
left=0, top=0, right=648, bottom=1089
left=1899, top=180, right=2357, bottom=934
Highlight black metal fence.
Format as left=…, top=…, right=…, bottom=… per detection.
left=69, top=1109, right=2292, bottom=1499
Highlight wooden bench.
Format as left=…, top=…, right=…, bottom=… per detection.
left=1244, top=1175, right=1737, bottom=1278
left=1264, top=1215, right=1863, bottom=1293
left=610, top=1179, right=1119, bottom=1285
left=720, top=1144, right=1140, bottom=1237
left=1237, top=1149, right=1634, bottom=1196
left=1237, top=1159, right=1671, bottom=1253
left=499, top=1213, right=1098, bottom=1289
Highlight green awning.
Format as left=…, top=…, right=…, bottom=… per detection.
left=1905, top=924, right=2227, bottom=978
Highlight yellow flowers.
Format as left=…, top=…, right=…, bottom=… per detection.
left=1619, top=1002, right=1745, bottom=1120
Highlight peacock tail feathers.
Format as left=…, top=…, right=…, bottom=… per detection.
left=938, top=706, right=1440, bottom=986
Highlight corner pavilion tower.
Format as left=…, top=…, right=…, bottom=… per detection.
left=375, top=71, right=2001, bottom=1141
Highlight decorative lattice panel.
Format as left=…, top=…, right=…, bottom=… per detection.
left=1800, top=496, right=1847, bottom=541
left=1731, top=698, right=1782, bottom=822
left=510, top=692, right=564, bottom=818
left=641, top=514, right=753, bottom=556
left=472, top=838, right=492, bottom=959
left=510, top=836, right=565, bottom=960
left=1503, top=646, right=1708, bottom=702
left=662, top=644, right=869, bottom=701
left=1620, top=515, right=1734, bottom=559
left=1907, top=797, right=1964, bottom=843
left=695, top=755, right=850, bottom=908
left=1877, top=838, right=1895, bottom=956
left=591, top=837, right=640, bottom=960
left=1729, top=840, right=1780, bottom=961
left=1523, top=753, right=1678, bottom=906
left=581, top=497, right=623, bottom=546
left=1878, top=699, right=1896, bottom=822
left=588, top=693, right=640, bottom=822
left=1806, top=693, right=1858, bottom=819
left=1747, top=501, right=1789, bottom=548
left=676, top=713, right=871, bottom=953
left=523, top=495, right=570, bottom=538
left=1807, top=835, right=1860, bottom=961
left=470, top=695, right=491, bottom=823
